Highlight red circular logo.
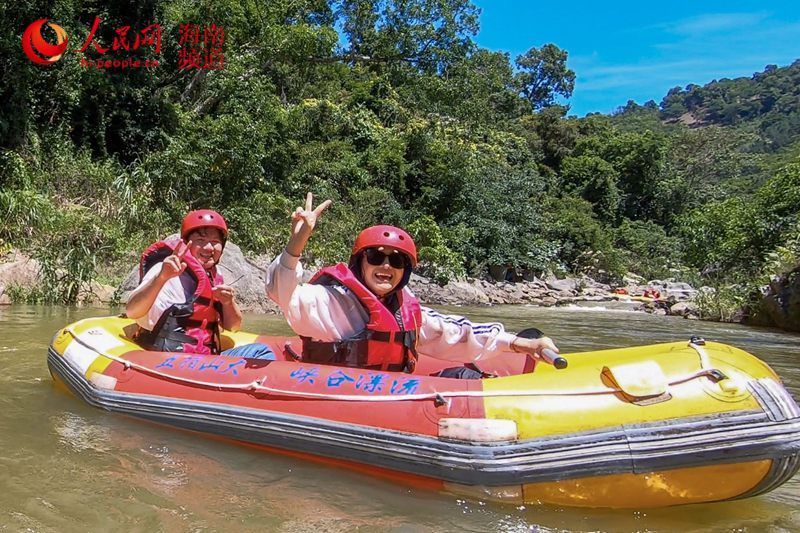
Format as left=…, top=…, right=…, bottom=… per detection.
left=22, top=19, right=68, bottom=65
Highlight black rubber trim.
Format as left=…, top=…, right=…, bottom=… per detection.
left=748, top=378, right=800, bottom=422
left=736, top=453, right=800, bottom=499
left=48, top=348, right=800, bottom=487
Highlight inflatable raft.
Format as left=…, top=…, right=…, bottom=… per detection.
left=48, top=316, right=800, bottom=508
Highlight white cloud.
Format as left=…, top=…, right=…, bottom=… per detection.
left=664, top=12, right=769, bottom=35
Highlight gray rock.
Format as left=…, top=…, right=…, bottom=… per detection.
left=81, top=281, right=117, bottom=306
left=410, top=273, right=430, bottom=285
left=446, top=281, right=491, bottom=305
left=578, top=275, right=611, bottom=292
left=0, top=251, right=41, bottom=288
left=749, top=264, right=800, bottom=332
left=670, top=302, right=698, bottom=317
left=651, top=281, right=698, bottom=301
left=407, top=278, right=491, bottom=306
left=575, top=295, right=607, bottom=302
left=545, top=278, right=578, bottom=293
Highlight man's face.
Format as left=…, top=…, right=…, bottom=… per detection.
left=186, top=227, right=224, bottom=270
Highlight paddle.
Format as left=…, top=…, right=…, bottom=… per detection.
left=517, top=327, right=568, bottom=370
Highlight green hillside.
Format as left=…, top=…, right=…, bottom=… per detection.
left=0, top=1, right=798, bottom=322
left=659, top=60, right=800, bottom=151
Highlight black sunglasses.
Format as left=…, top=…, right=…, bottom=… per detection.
left=364, top=248, right=408, bottom=269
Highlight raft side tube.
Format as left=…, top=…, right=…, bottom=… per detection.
left=48, top=347, right=800, bottom=488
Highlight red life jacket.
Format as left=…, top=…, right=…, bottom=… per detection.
left=301, top=263, right=422, bottom=372
left=135, top=237, right=223, bottom=354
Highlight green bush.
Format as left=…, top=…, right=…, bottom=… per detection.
left=0, top=188, right=57, bottom=244
left=693, top=284, right=749, bottom=322
left=542, top=196, right=623, bottom=280
left=613, top=219, right=684, bottom=280
left=31, top=207, right=127, bottom=305
left=407, top=215, right=465, bottom=285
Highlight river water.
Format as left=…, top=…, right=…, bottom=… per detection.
left=1, top=304, right=799, bottom=532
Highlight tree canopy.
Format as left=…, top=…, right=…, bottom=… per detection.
left=1, top=0, right=798, bottom=307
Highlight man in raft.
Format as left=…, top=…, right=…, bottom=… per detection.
left=265, top=194, right=559, bottom=377
left=126, top=210, right=243, bottom=355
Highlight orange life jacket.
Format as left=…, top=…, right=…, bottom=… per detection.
left=301, top=263, right=422, bottom=372
left=135, top=237, right=223, bottom=354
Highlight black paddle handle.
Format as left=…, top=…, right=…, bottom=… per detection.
left=516, top=327, right=568, bottom=369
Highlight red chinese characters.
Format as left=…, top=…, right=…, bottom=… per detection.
left=73, top=16, right=223, bottom=71
left=78, top=17, right=161, bottom=55
left=178, top=23, right=225, bottom=70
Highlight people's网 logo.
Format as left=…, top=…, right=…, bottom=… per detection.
left=22, top=18, right=68, bottom=65
left=21, top=17, right=224, bottom=71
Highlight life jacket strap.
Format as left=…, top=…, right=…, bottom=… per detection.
left=300, top=331, right=412, bottom=372
left=135, top=326, right=197, bottom=350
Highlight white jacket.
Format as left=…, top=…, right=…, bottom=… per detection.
left=129, top=263, right=191, bottom=331
left=265, top=252, right=518, bottom=363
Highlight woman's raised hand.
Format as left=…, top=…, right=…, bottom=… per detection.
left=286, top=193, right=332, bottom=257
left=291, top=192, right=332, bottom=237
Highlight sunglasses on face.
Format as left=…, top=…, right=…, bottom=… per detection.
left=364, top=248, right=408, bottom=269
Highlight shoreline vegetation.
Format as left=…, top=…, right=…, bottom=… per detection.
left=2, top=242, right=795, bottom=332
left=1, top=2, right=798, bottom=331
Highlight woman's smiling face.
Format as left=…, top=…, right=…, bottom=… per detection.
left=360, top=246, right=407, bottom=297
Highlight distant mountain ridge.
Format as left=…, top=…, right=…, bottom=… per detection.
left=662, top=60, right=800, bottom=150
left=616, top=60, right=800, bottom=152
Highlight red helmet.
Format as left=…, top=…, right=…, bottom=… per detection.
left=351, top=225, right=417, bottom=266
left=181, top=209, right=228, bottom=241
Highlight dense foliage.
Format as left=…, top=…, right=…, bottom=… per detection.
left=1, top=0, right=798, bottom=310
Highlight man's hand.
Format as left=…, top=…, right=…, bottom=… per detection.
left=159, top=240, right=190, bottom=281
left=212, top=284, right=236, bottom=306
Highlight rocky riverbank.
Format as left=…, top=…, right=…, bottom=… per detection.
left=1, top=243, right=702, bottom=320
left=5, top=243, right=798, bottom=330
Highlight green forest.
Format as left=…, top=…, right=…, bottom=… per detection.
left=1, top=0, right=799, bottom=321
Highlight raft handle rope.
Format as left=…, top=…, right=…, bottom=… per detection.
left=61, top=323, right=727, bottom=403
left=688, top=337, right=715, bottom=372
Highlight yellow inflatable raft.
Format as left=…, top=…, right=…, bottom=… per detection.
left=48, top=316, right=800, bottom=508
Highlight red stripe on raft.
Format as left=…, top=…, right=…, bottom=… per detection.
left=99, top=347, right=527, bottom=434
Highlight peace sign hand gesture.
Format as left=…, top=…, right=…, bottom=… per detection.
left=291, top=192, right=332, bottom=236
left=159, top=240, right=190, bottom=281
left=285, top=193, right=332, bottom=258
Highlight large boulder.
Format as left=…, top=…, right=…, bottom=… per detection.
left=119, top=239, right=279, bottom=313
left=0, top=250, right=42, bottom=304
left=79, top=281, right=118, bottom=305
left=669, top=301, right=698, bottom=317
left=545, top=277, right=578, bottom=294
left=408, top=276, right=490, bottom=306
left=750, top=266, right=800, bottom=332
left=664, top=282, right=698, bottom=301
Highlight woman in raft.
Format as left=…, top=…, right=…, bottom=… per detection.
left=265, top=194, right=559, bottom=378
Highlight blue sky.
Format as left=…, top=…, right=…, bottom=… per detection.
left=473, top=1, right=800, bottom=116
